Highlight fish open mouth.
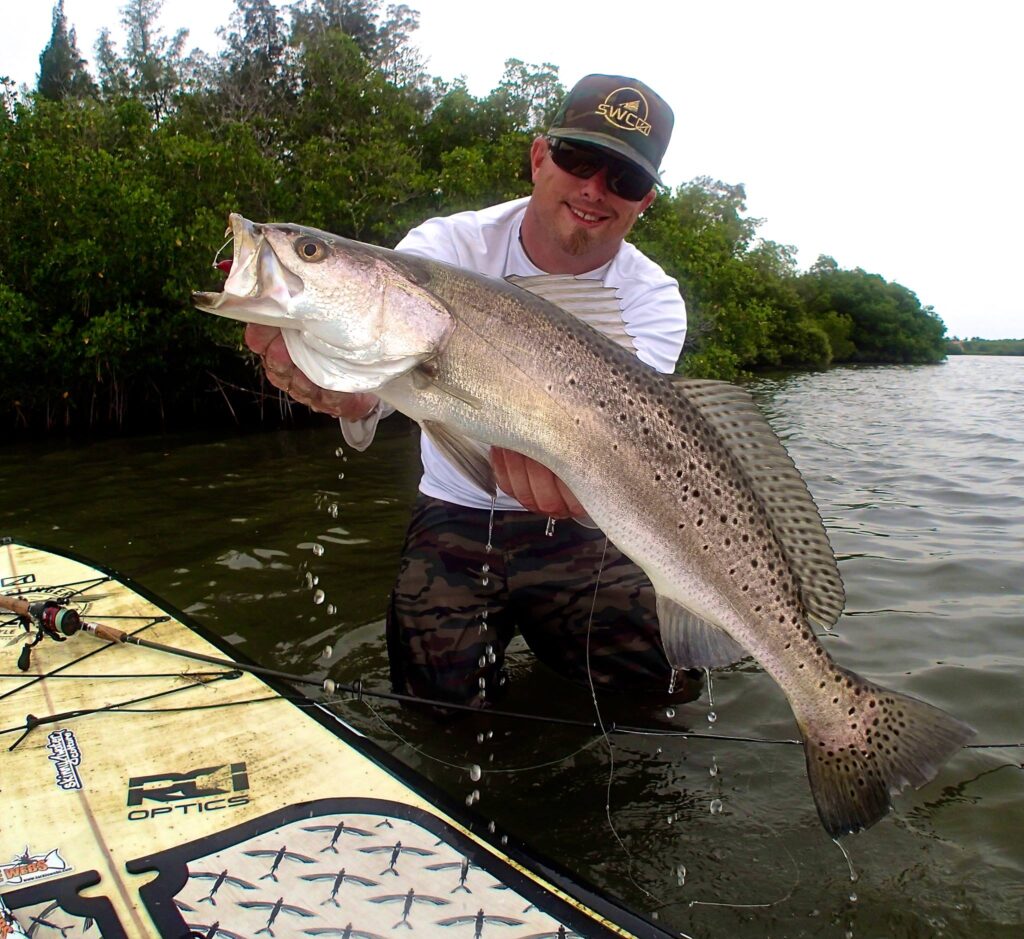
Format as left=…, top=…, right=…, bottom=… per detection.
left=193, top=213, right=305, bottom=324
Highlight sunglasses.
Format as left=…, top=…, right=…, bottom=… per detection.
left=546, top=138, right=654, bottom=202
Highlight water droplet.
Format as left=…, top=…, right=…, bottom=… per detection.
left=709, top=798, right=723, bottom=815
left=849, top=892, right=858, bottom=903
left=328, top=503, right=339, bottom=518
left=666, top=814, right=675, bottom=825
left=335, top=446, right=345, bottom=457
left=312, top=589, right=325, bottom=605
left=337, top=472, right=345, bottom=480
left=487, top=821, right=495, bottom=833
left=469, top=764, right=482, bottom=782
left=478, top=676, right=487, bottom=689
left=709, top=760, right=719, bottom=778
left=707, top=710, right=718, bottom=724
left=665, top=707, right=676, bottom=719
left=322, top=645, right=333, bottom=660
left=476, top=733, right=485, bottom=744
left=312, top=543, right=324, bottom=557
left=488, top=651, right=497, bottom=664
left=482, top=563, right=490, bottom=573
left=486, top=730, right=493, bottom=740
left=676, top=864, right=687, bottom=887
left=326, top=604, right=336, bottom=615
left=655, top=747, right=662, bottom=756
left=478, top=655, right=487, bottom=669
left=544, top=517, right=556, bottom=537
left=304, top=572, right=314, bottom=589
left=312, top=575, right=319, bottom=586
left=500, top=835, right=507, bottom=845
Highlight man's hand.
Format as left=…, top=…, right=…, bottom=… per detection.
left=245, top=324, right=378, bottom=420
left=490, top=447, right=585, bottom=518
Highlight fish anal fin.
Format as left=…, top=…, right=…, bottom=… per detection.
left=656, top=595, right=748, bottom=669
left=422, top=421, right=496, bottom=497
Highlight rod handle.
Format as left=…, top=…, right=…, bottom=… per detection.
left=84, top=622, right=129, bottom=643
left=0, top=595, right=30, bottom=617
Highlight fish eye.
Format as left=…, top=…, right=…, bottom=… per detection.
left=295, top=238, right=328, bottom=262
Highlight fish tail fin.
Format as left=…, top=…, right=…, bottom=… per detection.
left=799, top=672, right=974, bottom=837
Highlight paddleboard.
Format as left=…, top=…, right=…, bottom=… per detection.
left=0, top=538, right=672, bottom=938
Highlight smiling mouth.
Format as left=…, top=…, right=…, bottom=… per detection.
left=566, top=204, right=608, bottom=224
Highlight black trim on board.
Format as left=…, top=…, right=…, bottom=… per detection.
left=1, top=538, right=674, bottom=939
left=0, top=870, right=129, bottom=939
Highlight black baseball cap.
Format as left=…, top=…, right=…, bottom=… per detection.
left=547, top=74, right=674, bottom=183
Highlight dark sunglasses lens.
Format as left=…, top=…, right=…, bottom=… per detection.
left=549, top=142, right=601, bottom=178
left=608, top=167, right=652, bottom=201
left=549, top=141, right=651, bottom=201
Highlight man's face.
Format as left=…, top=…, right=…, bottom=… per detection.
left=527, top=136, right=656, bottom=269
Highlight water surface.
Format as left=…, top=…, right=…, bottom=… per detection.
left=3, top=355, right=1021, bottom=938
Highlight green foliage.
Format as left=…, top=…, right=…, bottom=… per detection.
left=37, top=0, right=97, bottom=102
left=947, top=337, right=1024, bottom=355
left=1, top=0, right=952, bottom=432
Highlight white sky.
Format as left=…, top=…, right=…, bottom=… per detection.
left=2, top=0, right=1021, bottom=340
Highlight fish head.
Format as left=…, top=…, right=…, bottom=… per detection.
left=193, top=214, right=454, bottom=392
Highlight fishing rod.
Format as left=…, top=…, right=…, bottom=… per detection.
left=3, top=595, right=795, bottom=743
left=5, top=595, right=1019, bottom=750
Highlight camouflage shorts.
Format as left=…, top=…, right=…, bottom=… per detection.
left=386, top=494, right=701, bottom=708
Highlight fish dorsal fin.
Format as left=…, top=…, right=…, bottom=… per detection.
left=672, top=378, right=846, bottom=629
left=422, top=420, right=496, bottom=497
left=506, top=275, right=637, bottom=353
left=656, top=595, right=749, bottom=669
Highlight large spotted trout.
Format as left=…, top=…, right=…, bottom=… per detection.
left=194, top=214, right=973, bottom=836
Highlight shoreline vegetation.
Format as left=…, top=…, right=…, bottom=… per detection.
left=2, top=1, right=1016, bottom=435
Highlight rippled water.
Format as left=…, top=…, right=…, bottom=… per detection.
left=3, top=355, right=1021, bottom=938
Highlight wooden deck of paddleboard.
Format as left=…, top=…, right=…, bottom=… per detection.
left=0, top=539, right=671, bottom=939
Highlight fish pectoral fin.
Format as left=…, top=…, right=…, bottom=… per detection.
left=422, top=421, right=496, bottom=496
left=412, top=365, right=484, bottom=409
left=656, top=595, right=748, bottom=669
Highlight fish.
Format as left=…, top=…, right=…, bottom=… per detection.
left=194, top=213, right=974, bottom=837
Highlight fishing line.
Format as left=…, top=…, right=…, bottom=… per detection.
left=357, top=695, right=608, bottom=777
left=582, top=535, right=662, bottom=907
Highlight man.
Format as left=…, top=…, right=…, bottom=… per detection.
left=247, top=74, right=696, bottom=708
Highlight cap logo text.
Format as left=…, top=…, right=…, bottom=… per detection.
left=596, top=88, right=652, bottom=136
